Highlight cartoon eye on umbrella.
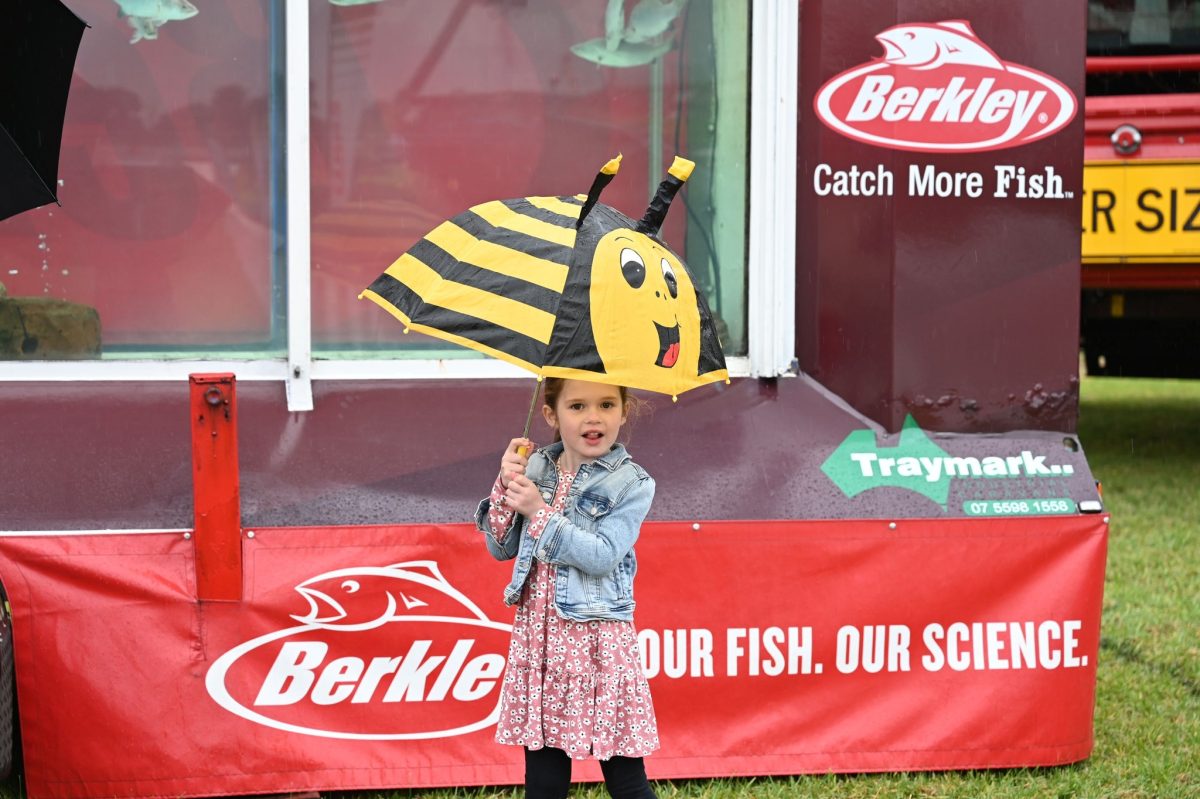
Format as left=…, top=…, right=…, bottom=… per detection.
left=359, top=154, right=727, bottom=437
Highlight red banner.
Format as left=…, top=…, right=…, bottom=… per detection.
left=0, top=515, right=1107, bottom=798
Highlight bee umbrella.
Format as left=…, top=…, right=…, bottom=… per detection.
left=360, top=154, right=727, bottom=427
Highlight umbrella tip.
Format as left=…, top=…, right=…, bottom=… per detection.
left=636, top=155, right=695, bottom=236
left=577, top=157, right=622, bottom=228
left=668, top=156, right=695, bottom=182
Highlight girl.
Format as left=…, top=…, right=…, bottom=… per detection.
left=475, top=378, right=659, bottom=799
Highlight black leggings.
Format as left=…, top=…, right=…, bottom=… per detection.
left=524, top=746, right=657, bottom=799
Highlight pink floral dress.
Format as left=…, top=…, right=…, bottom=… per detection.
left=485, top=465, right=659, bottom=760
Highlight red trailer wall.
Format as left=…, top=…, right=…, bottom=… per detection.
left=797, top=1, right=1086, bottom=434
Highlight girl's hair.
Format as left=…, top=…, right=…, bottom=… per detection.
left=541, top=378, right=644, bottom=443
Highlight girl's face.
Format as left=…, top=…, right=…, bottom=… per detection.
left=543, top=380, right=627, bottom=465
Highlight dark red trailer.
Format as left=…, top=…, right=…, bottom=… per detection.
left=0, top=2, right=1107, bottom=797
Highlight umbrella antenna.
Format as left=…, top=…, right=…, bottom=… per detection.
left=576, top=154, right=622, bottom=229
left=636, top=156, right=694, bottom=236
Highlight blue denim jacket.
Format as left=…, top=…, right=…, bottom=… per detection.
left=474, top=441, right=655, bottom=622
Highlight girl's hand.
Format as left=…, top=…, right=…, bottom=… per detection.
left=505, top=474, right=549, bottom=518
left=499, top=438, right=534, bottom=488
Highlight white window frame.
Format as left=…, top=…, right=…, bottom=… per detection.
left=0, top=0, right=796, bottom=411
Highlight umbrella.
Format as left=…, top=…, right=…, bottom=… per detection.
left=0, top=0, right=87, bottom=221
left=360, top=154, right=727, bottom=433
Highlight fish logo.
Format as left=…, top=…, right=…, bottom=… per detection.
left=814, top=20, right=1077, bottom=153
left=205, top=561, right=512, bottom=740
left=288, top=561, right=490, bottom=630
left=875, top=21, right=1004, bottom=71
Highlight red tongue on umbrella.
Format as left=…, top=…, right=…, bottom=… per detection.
left=662, top=342, right=680, bottom=368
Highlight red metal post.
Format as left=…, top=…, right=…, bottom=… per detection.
left=189, top=373, right=242, bottom=601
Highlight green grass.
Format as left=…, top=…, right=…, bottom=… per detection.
left=3, top=377, right=1197, bottom=799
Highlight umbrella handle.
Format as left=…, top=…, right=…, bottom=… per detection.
left=517, top=379, right=541, bottom=458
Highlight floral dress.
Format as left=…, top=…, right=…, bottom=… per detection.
left=485, top=464, right=659, bottom=760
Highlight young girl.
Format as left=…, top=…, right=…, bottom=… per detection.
left=475, top=378, right=659, bottom=799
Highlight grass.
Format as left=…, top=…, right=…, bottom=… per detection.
left=3, top=377, right=1197, bottom=799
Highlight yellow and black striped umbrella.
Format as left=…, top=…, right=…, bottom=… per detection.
left=359, top=155, right=727, bottom=399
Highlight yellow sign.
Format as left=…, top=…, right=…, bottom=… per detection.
left=1082, top=160, right=1200, bottom=262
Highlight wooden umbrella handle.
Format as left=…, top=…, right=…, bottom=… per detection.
left=516, top=379, right=540, bottom=459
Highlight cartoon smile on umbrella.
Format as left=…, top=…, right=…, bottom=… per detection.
left=359, top=154, right=726, bottom=408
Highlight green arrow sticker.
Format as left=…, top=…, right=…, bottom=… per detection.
left=822, top=416, right=1079, bottom=510
left=821, top=415, right=952, bottom=508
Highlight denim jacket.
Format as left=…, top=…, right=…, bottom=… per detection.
left=474, top=441, right=655, bottom=622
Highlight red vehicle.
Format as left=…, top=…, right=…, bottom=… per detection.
left=1082, top=1, right=1200, bottom=377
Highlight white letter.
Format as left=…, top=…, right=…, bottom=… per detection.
left=836, top=626, right=861, bottom=674
left=947, top=622, right=971, bottom=671
left=813, top=163, right=832, bottom=196
left=691, top=629, right=715, bottom=677
left=352, top=656, right=402, bottom=703
left=985, top=622, right=1009, bottom=669
left=311, top=656, right=364, bottom=705
left=788, top=626, right=815, bottom=675
left=453, top=654, right=506, bottom=701
left=851, top=452, right=878, bottom=476
left=639, top=629, right=661, bottom=679
left=994, top=165, right=1015, bottom=198
left=256, top=641, right=327, bottom=706
left=762, top=627, right=785, bottom=676
left=846, top=75, right=893, bottom=121
left=383, top=640, right=444, bottom=702
left=664, top=629, right=688, bottom=679
left=727, top=628, right=746, bottom=677
left=1038, top=621, right=1062, bottom=669
left=922, top=624, right=946, bottom=671
left=428, top=639, right=474, bottom=701
left=1062, top=620, right=1083, bottom=667
left=888, top=625, right=912, bottom=672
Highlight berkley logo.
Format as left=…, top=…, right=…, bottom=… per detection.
left=205, top=561, right=512, bottom=740
left=813, top=20, right=1077, bottom=153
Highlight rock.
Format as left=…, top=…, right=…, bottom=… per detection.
left=0, top=297, right=101, bottom=359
